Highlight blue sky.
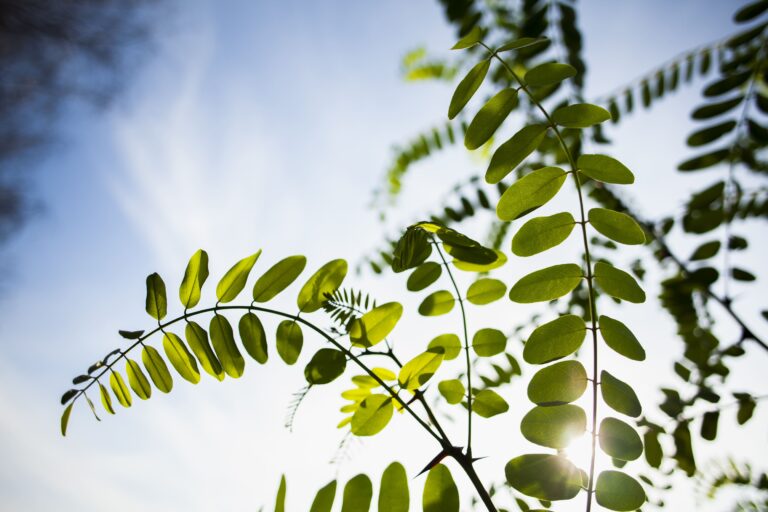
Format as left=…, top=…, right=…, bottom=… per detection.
left=0, top=1, right=765, bottom=510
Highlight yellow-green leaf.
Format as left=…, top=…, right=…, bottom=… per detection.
left=418, top=290, right=455, bottom=316
left=486, top=124, right=548, bottom=184
left=109, top=371, right=132, bottom=408
left=276, top=320, right=303, bottom=365
left=472, top=328, right=507, bottom=357
left=512, top=212, right=575, bottom=257
left=524, top=62, right=576, bottom=87
left=599, top=417, right=643, bottom=461
left=61, top=402, right=74, bottom=436
left=185, top=320, right=225, bottom=380
left=451, top=26, right=483, bottom=50
left=304, top=348, right=346, bottom=385
left=593, top=262, right=646, bottom=303
left=528, top=360, right=588, bottom=405
left=162, top=332, right=200, bottom=384
left=438, top=379, right=466, bottom=404
left=552, top=103, right=611, bottom=128
left=588, top=208, right=646, bottom=245
left=351, top=394, right=393, bottom=436
left=341, top=474, right=373, bottom=512
left=310, top=480, right=337, bottom=512
left=473, top=389, right=509, bottom=417
left=453, top=249, right=507, bottom=272
left=125, top=359, right=152, bottom=400
left=297, top=259, right=348, bottom=312
left=427, top=333, right=462, bottom=360
left=521, top=404, right=586, bottom=449
left=179, top=249, right=209, bottom=308
left=524, top=314, right=586, bottom=364
left=216, top=251, right=262, bottom=303
left=399, top=351, right=444, bottom=390
left=577, top=154, right=635, bottom=184
left=145, top=272, right=167, bottom=320
left=601, top=370, right=642, bottom=417
left=142, top=345, right=173, bottom=393
left=349, top=302, right=403, bottom=348
left=496, top=166, right=567, bottom=221
left=252, top=255, right=306, bottom=302
left=210, top=314, right=245, bottom=378
left=238, top=313, right=269, bottom=364
left=448, top=60, right=490, bottom=119
left=509, top=263, right=583, bottom=303
left=465, top=88, right=519, bottom=150
left=505, top=454, right=582, bottom=501
left=99, top=382, right=115, bottom=415
left=595, top=471, right=646, bottom=511
left=423, top=464, right=459, bottom=512
left=378, top=462, right=409, bottom=512
left=407, top=262, right=442, bottom=291
left=599, top=315, right=646, bottom=361
left=466, top=278, right=506, bottom=305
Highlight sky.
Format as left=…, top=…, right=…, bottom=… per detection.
left=0, top=1, right=765, bottom=511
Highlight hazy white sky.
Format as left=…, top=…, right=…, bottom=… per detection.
left=0, top=1, right=765, bottom=511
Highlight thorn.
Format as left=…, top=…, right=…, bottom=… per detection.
left=415, top=449, right=449, bottom=477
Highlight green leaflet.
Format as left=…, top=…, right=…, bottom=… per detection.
left=210, top=314, right=245, bottom=377
left=341, top=474, right=373, bottom=512
left=99, top=382, right=115, bottom=415
left=109, top=371, right=132, bottom=408
left=304, top=348, right=346, bottom=385
left=185, top=320, right=225, bottom=380
left=392, top=228, right=432, bottom=273
left=497, top=37, right=547, bottom=53
left=406, top=262, right=442, bottom=291
left=505, top=454, right=582, bottom=501
left=162, top=332, right=201, bottom=384
left=378, top=462, right=409, bottom=512
left=524, top=314, right=586, bottom=364
left=509, top=263, right=583, bottom=303
left=252, top=255, right=306, bottom=302
left=521, top=404, right=586, bottom=449
left=427, top=334, right=461, bottom=360
left=588, top=208, right=646, bottom=245
left=644, top=429, right=663, bottom=468
left=275, top=475, right=286, bottom=512
left=678, top=148, right=730, bottom=171
left=448, top=59, right=490, bottom=120
left=443, top=242, right=497, bottom=265
left=551, top=103, right=611, bottom=128
left=486, top=124, right=548, bottom=184
left=599, top=417, right=643, bottom=461
left=472, top=389, right=509, bottom=417
left=61, top=402, right=73, bottom=436
left=496, top=166, right=566, bottom=221
left=472, top=328, right=507, bottom=357
left=687, top=120, right=736, bottom=147
left=142, top=345, right=173, bottom=393
left=349, top=302, right=403, bottom=348
left=451, top=26, right=482, bottom=50
left=595, top=471, right=645, bottom=511
left=577, top=154, right=635, bottom=184
left=692, top=96, right=743, bottom=120
left=701, top=411, right=719, bottom=440
left=179, top=249, right=209, bottom=309
left=524, top=62, right=576, bottom=87
left=512, top=212, right=575, bottom=257
left=216, top=251, right=262, bottom=303
left=734, top=0, right=768, bottom=22
left=125, top=359, right=152, bottom=400
left=398, top=351, right=443, bottom=390
left=276, top=320, right=303, bottom=365
left=593, top=262, right=646, bottom=303
left=527, top=360, right=588, bottom=405
left=238, top=313, right=268, bottom=364
left=418, top=290, right=455, bottom=316
left=297, top=259, right=348, bottom=312
left=309, top=481, right=336, bottom=512
left=145, top=272, right=167, bottom=320
left=438, top=379, right=466, bottom=404
left=423, top=464, right=459, bottom=512
left=351, top=394, right=393, bottom=436
left=690, top=240, right=721, bottom=260
left=453, top=250, right=507, bottom=272
left=601, top=370, right=642, bottom=417
left=466, top=278, right=506, bottom=305
left=599, top=315, right=646, bottom=360
left=464, top=88, right=519, bottom=150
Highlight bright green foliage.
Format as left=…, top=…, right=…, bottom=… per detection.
left=452, top=249, right=507, bottom=272
left=145, top=272, right=167, bottom=320
left=466, top=278, right=506, bottom=305
left=512, top=212, right=575, bottom=257
left=398, top=351, right=443, bottom=390
left=392, top=228, right=432, bottom=272
left=179, top=249, right=209, bottom=308
left=252, top=255, right=306, bottom=302
left=438, top=379, right=465, bottom=404
left=186, top=321, right=225, bottom=380
left=427, top=334, right=461, bottom=360
left=464, top=88, right=519, bottom=149
left=527, top=360, right=587, bottom=405
left=524, top=62, right=576, bottom=87
left=162, top=332, right=200, bottom=384
left=601, top=370, right=642, bottom=417
left=472, top=328, right=507, bottom=356
left=418, top=290, right=455, bottom=316
left=275, top=475, right=286, bottom=512
left=448, top=59, right=490, bottom=119
left=505, top=454, right=582, bottom=501
left=126, top=359, right=152, bottom=399
left=576, top=154, right=635, bottom=184
left=450, top=26, right=482, bottom=50
left=341, top=474, right=373, bottom=512
left=599, top=417, right=643, bottom=461
left=216, top=251, right=261, bottom=303
left=486, top=124, right=548, bottom=184
left=406, top=262, right=441, bottom=291
left=210, top=315, right=245, bottom=377
left=309, top=480, right=336, bottom=512
left=595, top=471, right=646, bottom=511
left=496, top=166, right=567, bottom=221
left=238, top=313, right=268, bottom=364
left=588, top=208, right=646, bottom=245
left=423, top=464, right=459, bottom=512
left=524, top=315, right=586, bottom=364
left=349, top=302, right=403, bottom=347
left=351, top=394, right=393, bottom=436
left=551, top=103, right=611, bottom=128
left=378, top=462, right=409, bottom=512
left=61, top=403, right=73, bottom=436
left=276, top=320, right=303, bottom=365
left=99, top=382, right=115, bottom=415
left=599, top=315, right=646, bottom=360
left=304, top=348, right=346, bottom=384
left=520, top=404, right=586, bottom=449
left=497, top=37, right=547, bottom=52
left=109, top=371, right=132, bottom=408
left=593, top=262, right=646, bottom=303
left=472, top=389, right=509, bottom=417
left=297, top=259, right=348, bottom=312
left=509, top=264, right=583, bottom=303
left=142, top=345, right=172, bottom=393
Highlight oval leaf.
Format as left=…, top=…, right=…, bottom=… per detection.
left=145, top=273, right=167, bottom=321
left=505, top=454, right=582, bottom=501
left=472, top=328, right=507, bottom=357
left=349, top=302, right=404, bottom=348
left=593, top=262, right=646, bottom=303
left=162, top=332, right=200, bottom=384
left=473, top=389, right=509, bottom=418
left=512, top=212, right=576, bottom=257
left=524, top=62, right=576, bottom=87
left=552, top=103, right=611, bottom=128
left=185, top=320, right=224, bottom=380
left=141, top=345, right=173, bottom=393
left=252, top=255, right=307, bottom=302
left=216, top=251, right=262, bottom=303
left=341, top=474, right=373, bottom=512
left=418, top=290, right=455, bottom=316
left=486, top=124, right=548, bottom=184
left=310, top=480, right=337, bottom=512
left=453, top=249, right=507, bottom=272
left=378, top=462, right=409, bottom=512
left=179, top=249, right=209, bottom=308
left=521, top=404, right=586, bottom=449
left=304, top=348, right=346, bottom=385
left=448, top=59, right=490, bottom=120
left=238, top=313, right=269, bottom=364
left=577, top=154, right=635, bottom=184
left=399, top=351, right=444, bottom=390
left=109, top=371, right=132, bottom=408
left=524, top=314, right=586, bottom=364
left=407, top=262, right=442, bottom=292
left=99, top=382, right=115, bottom=415
left=210, top=314, right=245, bottom=378
left=297, top=259, right=348, bottom=312
left=276, top=320, right=303, bottom=365
left=496, top=166, right=566, bottom=221
left=466, top=278, right=506, bottom=305
left=125, top=359, right=152, bottom=400
left=423, top=464, right=459, bottom=512
left=509, top=263, right=583, bottom=303
left=427, top=334, right=462, bottom=360
left=528, top=360, right=588, bottom=405
left=599, top=315, right=646, bottom=360
left=595, top=471, right=646, bottom=511
left=601, top=370, right=642, bottom=417
left=465, top=88, right=519, bottom=150
left=351, top=394, right=393, bottom=436
left=438, top=379, right=466, bottom=404
left=599, top=417, right=643, bottom=461
left=588, top=208, right=645, bottom=245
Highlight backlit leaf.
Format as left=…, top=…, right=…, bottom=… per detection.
left=497, top=37, right=548, bottom=53
left=588, top=208, right=645, bottom=245
left=509, top=264, right=583, bottom=303
left=601, top=370, right=642, bottom=417
left=593, top=262, right=646, bottom=303
left=577, top=154, right=635, bottom=184
left=276, top=320, right=303, bottom=365
left=472, top=328, right=507, bottom=356
left=392, top=228, right=432, bottom=273
left=595, top=471, right=645, bottom=511
left=551, top=103, right=611, bottom=128
left=451, top=26, right=482, bottom=50
left=452, top=250, right=507, bottom=272
left=61, top=402, right=74, bottom=436
left=512, top=212, right=575, bottom=257
left=179, top=249, right=209, bottom=308
left=349, top=302, right=403, bottom=348
left=351, top=394, right=393, bottom=436
left=466, top=278, right=506, bottom=305
left=297, top=259, right=348, bottom=312
left=99, top=382, right=115, bottom=415
left=524, top=315, right=586, bottom=364
left=465, top=88, right=519, bottom=150
left=528, top=360, right=588, bottom=405
left=427, top=334, right=462, bottom=360
left=599, top=315, right=646, bottom=360
left=407, top=262, right=442, bottom=291
left=599, top=417, right=643, bottom=461
left=310, top=481, right=337, bottom=512
left=216, top=251, right=262, bottom=303
left=109, top=371, right=132, bottom=408
left=275, top=475, right=286, bottom=512
left=438, top=379, right=466, bottom=404
left=378, top=462, right=409, bottom=512
left=692, top=96, right=743, bottom=119
left=399, top=351, right=444, bottom=390
left=473, top=389, right=509, bottom=417
left=505, top=454, right=582, bottom=501
left=185, top=320, right=225, bottom=380
left=687, top=120, right=736, bottom=147
left=304, top=348, right=346, bottom=385
left=142, top=345, right=173, bottom=393
left=448, top=60, right=490, bottom=119
left=341, top=474, right=373, bottom=512
left=690, top=240, right=720, bottom=260
left=418, top=290, right=455, bottom=316
left=145, top=273, right=167, bottom=320
left=678, top=148, right=730, bottom=171
left=496, top=166, right=566, bottom=221
left=486, top=124, right=548, bottom=184
left=162, top=332, right=200, bottom=384
left=524, top=62, right=576, bottom=87
left=238, top=313, right=268, bottom=364
left=252, top=255, right=306, bottom=302
left=210, top=314, right=245, bottom=377
left=521, top=404, right=586, bottom=449
left=125, top=359, right=152, bottom=400
left=423, top=464, right=459, bottom=512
